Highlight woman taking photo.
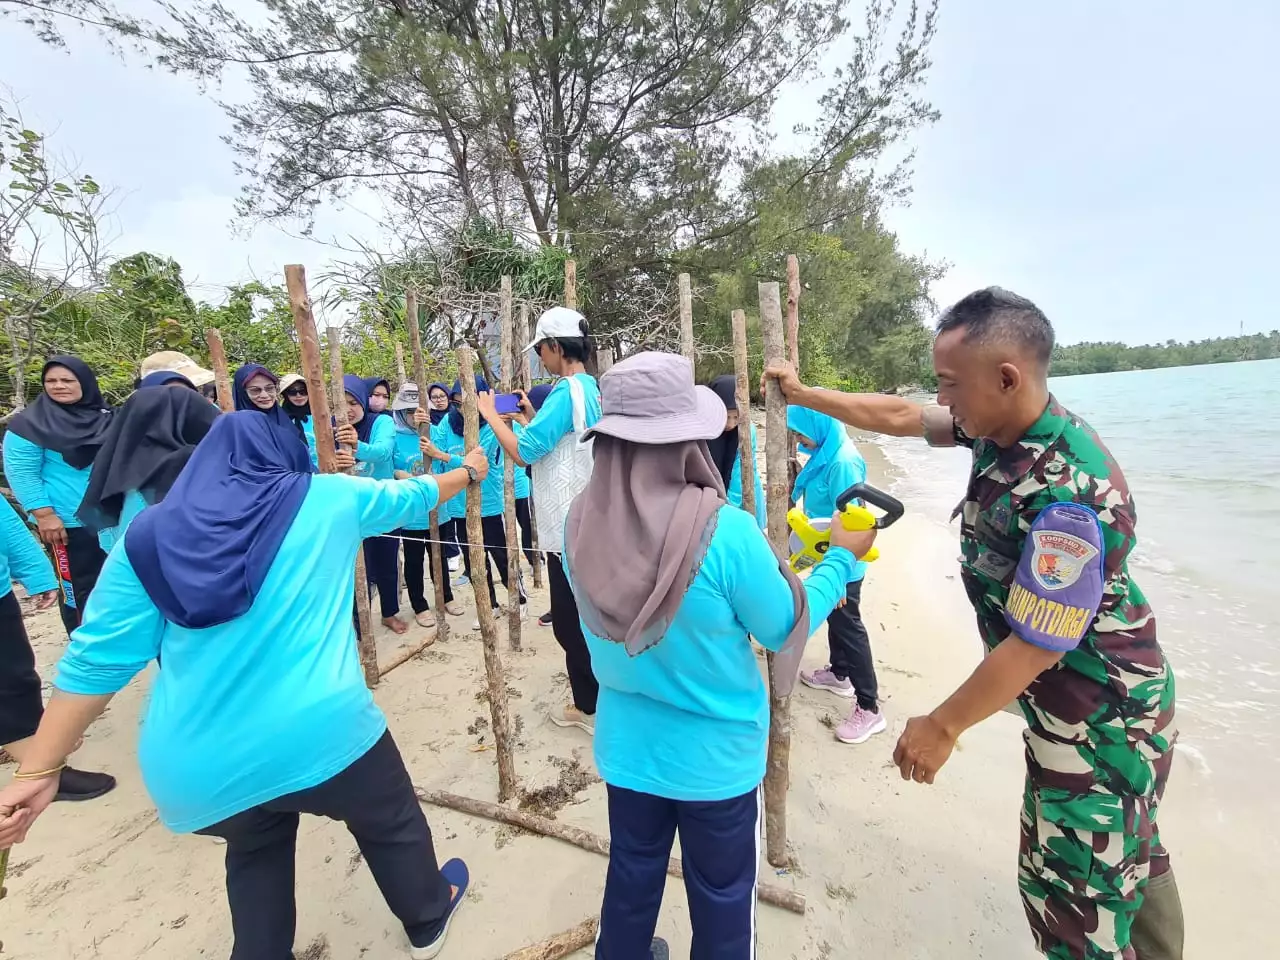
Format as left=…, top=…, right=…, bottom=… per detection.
left=478, top=307, right=600, bottom=734
left=564, top=353, right=875, bottom=958
left=0, top=413, right=487, bottom=959
left=335, top=374, right=407, bottom=635
left=3, top=356, right=113, bottom=631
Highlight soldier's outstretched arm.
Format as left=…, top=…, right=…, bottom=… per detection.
left=761, top=363, right=925, bottom=437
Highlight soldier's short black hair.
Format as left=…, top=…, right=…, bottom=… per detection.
left=935, top=287, right=1054, bottom=366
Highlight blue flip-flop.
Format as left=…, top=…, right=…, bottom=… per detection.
left=410, top=859, right=469, bottom=959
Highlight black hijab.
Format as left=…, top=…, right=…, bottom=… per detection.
left=232, top=363, right=294, bottom=431
left=426, top=382, right=450, bottom=425
left=8, top=356, right=113, bottom=469
left=704, top=375, right=740, bottom=489
left=77, top=385, right=219, bottom=532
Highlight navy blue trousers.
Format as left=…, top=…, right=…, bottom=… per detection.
left=597, top=785, right=760, bottom=959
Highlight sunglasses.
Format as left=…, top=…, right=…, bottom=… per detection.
left=285, top=386, right=308, bottom=397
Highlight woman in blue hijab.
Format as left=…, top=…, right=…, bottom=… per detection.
left=0, top=412, right=489, bottom=959
left=334, top=373, right=408, bottom=634
left=787, top=404, right=885, bottom=746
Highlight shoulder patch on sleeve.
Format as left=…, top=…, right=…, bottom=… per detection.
left=1004, top=502, right=1105, bottom=652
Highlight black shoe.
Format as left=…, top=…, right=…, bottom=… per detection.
left=54, top=767, right=117, bottom=802
left=538, top=610, right=553, bottom=626
left=650, top=939, right=670, bottom=960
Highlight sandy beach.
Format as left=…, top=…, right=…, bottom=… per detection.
left=0, top=442, right=1263, bottom=958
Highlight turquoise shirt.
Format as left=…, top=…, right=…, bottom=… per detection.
left=392, top=423, right=424, bottom=476
left=1, top=497, right=57, bottom=600
left=509, top=422, right=531, bottom=500
left=3, top=431, right=92, bottom=528
left=430, top=419, right=466, bottom=521
left=792, top=444, right=868, bottom=584
left=576, top=505, right=856, bottom=802
left=96, top=489, right=150, bottom=554
left=515, top=373, right=602, bottom=465
left=54, top=474, right=442, bottom=833
left=355, top=415, right=396, bottom=480
left=727, top=423, right=767, bottom=530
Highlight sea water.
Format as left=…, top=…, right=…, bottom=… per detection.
left=870, top=358, right=1280, bottom=809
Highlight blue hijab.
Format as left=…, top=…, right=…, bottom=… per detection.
left=343, top=373, right=375, bottom=443
left=787, top=405, right=853, bottom=506
left=447, top=374, right=489, bottom=436
left=139, top=370, right=196, bottom=390
left=527, top=383, right=554, bottom=412
left=233, top=364, right=293, bottom=431
left=124, top=412, right=313, bottom=629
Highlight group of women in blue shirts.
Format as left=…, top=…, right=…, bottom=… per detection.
left=0, top=317, right=879, bottom=960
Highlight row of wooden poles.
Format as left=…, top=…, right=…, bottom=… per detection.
left=201, top=258, right=805, bottom=958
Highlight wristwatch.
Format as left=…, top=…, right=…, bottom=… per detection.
left=464, top=464, right=480, bottom=485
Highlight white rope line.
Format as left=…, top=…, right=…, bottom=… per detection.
left=371, top=531, right=540, bottom=553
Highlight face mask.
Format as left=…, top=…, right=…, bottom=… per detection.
left=369, top=395, right=388, bottom=412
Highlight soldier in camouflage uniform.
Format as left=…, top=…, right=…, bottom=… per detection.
left=764, top=287, right=1185, bottom=960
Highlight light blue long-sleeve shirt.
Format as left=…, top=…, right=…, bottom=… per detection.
left=54, top=473, right=443, bottom=834
left=1, top=497, right=57, bottom=600
left=430, top=419, right=466, bottom=521
left=515, top=373, right=601, bottom=465
left=95, top=489, right=150, bottom=554
left=576, top=504, right=856, bottom=802
left=2, top=431, right=92, bottom=528
left=727, top=422, right=767, bottom=530
left=793, top=445, right=868, bottom=584
left=355, top=415, right=396, bottom=480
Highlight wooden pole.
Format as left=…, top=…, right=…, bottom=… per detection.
left=759, top=281, right=791, bottom=867
left=5, top=315, right=25, bottom=412
left=284, top=266, right=337, bottom=473
left=416, top=788, right=807, bottom=915
left=394, top=340, right=406, bottom=383
left=563, top=259, right=577, bottom=310
left=678, top=272, right=695, bottom=364
left=785, top=255, right=802, bottom=492
left=458, top=346, right=519, bottom=801
left=501, top=918, right=599, bottom=960
left=204, top=327, right=234, bottom=412
left=378, top=634, right=436, bottom=678
left=405, top=291, right=450, bottom=644
left=519, top=302, right=543, bottom=589
left=499, top=277, right=523, bottom=651
left=329, top=322, right=379, bottom=688
left=731, top=309, right=756, bottom=520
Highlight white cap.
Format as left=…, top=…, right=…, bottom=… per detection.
left=528, top=307, right=586, bottom=351
left=139, top=350, right=215, bottom=388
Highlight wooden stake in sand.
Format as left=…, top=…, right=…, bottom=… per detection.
left=457, top=346, right=519, bottom=802
left=405, top=290, right=450, bottom=645
left=730, top=309, right=756, bottom=520
left=679, top=272, right=695, bottom=364
left=759, top=281, right=792, bottom=867
left=328, top=323, right=379, bottom=688
left=394, top=340, right=406, bottom=383
left=563, top=259, right=577, bottom=310
left=499, top=277, right=523, bottom=652
left=500, top=917, right=599, bottom=960
left=785, top=255, right=802, bottom=492
left=416, top=788, right=806, bottom=915
left=204, top=326, right=234, bottom=412
left=518, top=301, right=544, bottom=589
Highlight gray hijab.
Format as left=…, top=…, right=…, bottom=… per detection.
left=563, top=351, right=811, bottom=670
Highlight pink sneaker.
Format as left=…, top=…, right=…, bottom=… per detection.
left=799, top=666, right=855, bottom=699
left=835, top=705, right=887, bottom=745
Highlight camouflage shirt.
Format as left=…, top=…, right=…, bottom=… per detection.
left=926, top=397, right=1177, bottom=831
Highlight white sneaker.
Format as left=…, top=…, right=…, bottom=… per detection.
left=471, top=607, right=502, bottom=630
left=447, top=555, right=461, bottom=573
left=519, top=600, right=529, bottom=621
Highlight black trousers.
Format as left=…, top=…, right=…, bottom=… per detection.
left=197, top=731, right=452, bottom=960
left=444, top=518, right=472, bottom=583
left=362, top=535, right=401, bottom=619
left=515, top=497, right=535, bottom=565
left=56, top=525, right=107, bottom=634
left=479, top=513, right=527, bottom=610
left=401, top=529, right=454, bottom=615
left=0, top=590, right=42, bottom=745
left=547, top=552, right=598, bottom=715
left=827, top=579, right=878, bottom=711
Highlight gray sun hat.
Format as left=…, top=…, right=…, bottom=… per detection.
left=582, top=352, right=726, bottom=445
left=392, top=382, right=420, bottom=411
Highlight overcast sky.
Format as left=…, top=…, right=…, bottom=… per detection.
left=1, top=1, right=1275, bottom=344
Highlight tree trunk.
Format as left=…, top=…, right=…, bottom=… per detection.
left=457, top=347, right=519, bottom=802
left=679, top=272, right=695, bottom=364
left=731, top=309, right=756, bottom=519
left=759, top=281, right=791, bottom=867
left=329, top=322, right=378, bottom=688
left=6, top=314, right=25, bottom=412
left=204, top=327, right=234, bottom=412
left=563, top=259, right=577, bottom=310
left=394, top=340, right=406, bottom=382
left=405, top=290, right=449, bottom=644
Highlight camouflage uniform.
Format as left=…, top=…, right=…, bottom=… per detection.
left=925, top=397, right=1179, bottom=960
